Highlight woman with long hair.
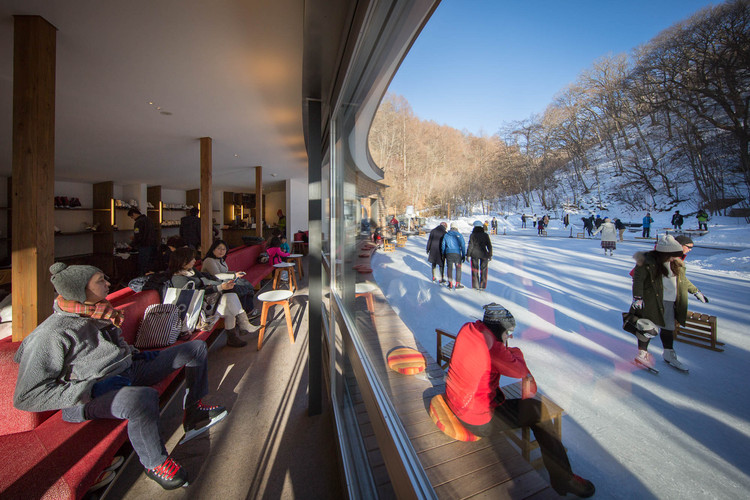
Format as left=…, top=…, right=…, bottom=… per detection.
left=201, top=239, right=257, bottom=315
left=169, top=247, right=252, bottom=348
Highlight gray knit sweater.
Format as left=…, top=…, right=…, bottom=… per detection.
left=13, top=302, right=135, bottom=416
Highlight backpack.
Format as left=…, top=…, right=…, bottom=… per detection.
left=257, top=251, right=269, bottom=264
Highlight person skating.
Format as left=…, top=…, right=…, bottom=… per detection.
left=642, top=212, right=654, bottom=238
left=614, top=218, right=626, bottom=242
left=13, top=264, right=228, bottom=490
left=467, top=220, right=492, bottom=290
left=592, top=217, right=617, bottom=256
left=426, top=222, right=448, bottom=283
left=630, top=235, right=708, bottom=372
left=445, top=304, right=595, bottom=498
left=582, top=216, right=594, bottom=237
left=696, top=208, right=709, bottom=231
left=671, top=211, right=684, bottom=231
left=441, top=223, right=466, bottom=289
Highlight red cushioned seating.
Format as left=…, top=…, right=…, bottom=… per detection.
left=224, top=243, right=273, bottom=288
left=0, top=284, right=222, bottom=499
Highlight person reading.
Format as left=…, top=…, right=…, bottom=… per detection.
left=444, top=303, right=595, bottom=498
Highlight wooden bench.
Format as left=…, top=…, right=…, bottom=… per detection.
left=675, top=311, right=723, bottom=352
left=576, top=232, right=585, bottom=239
left=396, top=234, right=407, bottom=247
left=382, top=240, right=395, bottom=252
left=435, top=328, right=565, bottom=469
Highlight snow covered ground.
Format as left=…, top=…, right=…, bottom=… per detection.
left=371, top=215, right=750, bottom=500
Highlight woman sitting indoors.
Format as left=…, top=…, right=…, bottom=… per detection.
left=169, top=247, right=252, bottom=348
left=200, top=239, right=259, bottom=317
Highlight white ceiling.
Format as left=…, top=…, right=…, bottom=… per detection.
left=0, top=0, right=307, bottom=192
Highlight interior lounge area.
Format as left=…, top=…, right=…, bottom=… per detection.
left=0, top=1, right=565, bottom=499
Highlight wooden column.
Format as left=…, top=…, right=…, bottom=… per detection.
left=12, top=16, right=57, bottom=341
left=200, top=138, right=213, bottom=256
left=255, top=166, right=263, bottom=238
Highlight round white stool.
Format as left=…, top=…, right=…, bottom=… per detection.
left=355, top=282, right=378, bottom=316
left=272, top=262, right=297, bottom=292
left=256, top=290, right=294, bottom=350
left=285, top=253, right=304, bottom=279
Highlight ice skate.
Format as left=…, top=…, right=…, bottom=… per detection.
left=634, top=350, right=659, bottom=374
left=663, top=349, right=689, bottom=373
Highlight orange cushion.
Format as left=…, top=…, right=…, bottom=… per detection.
left=429, top=394, right=481, bottom=442
left=387, top=347, right=426, bottom=375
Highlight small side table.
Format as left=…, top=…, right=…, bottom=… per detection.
left=256, top=290, right=295, bottom=350
left=355, top=282, right=378, bottom=316
left=272, top=262, right=297, bottom=292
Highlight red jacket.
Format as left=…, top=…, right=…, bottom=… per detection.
left=445, top=321, right=530, bottom=426
left=267, top=246, right=290, bottom=265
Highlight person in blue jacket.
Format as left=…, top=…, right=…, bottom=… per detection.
left=642, top=212, right=654, bottom=238
left=441, top=223, right=466, bottom=289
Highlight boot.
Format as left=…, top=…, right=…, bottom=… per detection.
left=635, top=349, right=655, bottom=369
left=145, top=456, right=189, bottom=490
left=225, top=327, right=247, bottom=347
left=663, top=349, right=687, bottom=371
left=553, top=474, right=595, bottom=498
left=236, top=311, right=254, bottom=336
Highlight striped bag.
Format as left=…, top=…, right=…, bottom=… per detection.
left=134, top=303, right=182, bottom=348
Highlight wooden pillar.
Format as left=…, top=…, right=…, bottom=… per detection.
left=12, top=16, right=57, bottom=341
left=255, top=166, right=263, bottom=238
left=199, top=137, right=213, bottom=256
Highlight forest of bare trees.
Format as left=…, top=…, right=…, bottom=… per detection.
left=368, top=0, right=750, bottom=217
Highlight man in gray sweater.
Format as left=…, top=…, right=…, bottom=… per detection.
left=13, top=263, right=227, bottom=490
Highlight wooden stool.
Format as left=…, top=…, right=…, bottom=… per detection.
left=285, top=253, right=304, bottom=279
left=272, top=262, right=297, bottom=292
left=256, top=290, right=295, bottom=350
left=355, top=282, right=377, bottom=315
left=382, top=240, right=395, bottom=252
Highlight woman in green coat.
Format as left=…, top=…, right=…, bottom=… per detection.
left=631, top=235, right=708, bottom=371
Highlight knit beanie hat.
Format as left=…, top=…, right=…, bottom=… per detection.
left=450, top=223, right=458, bottom=230
left=482, top=303, right=516, bottom=333
left=655, top=235, right=683, bottom=255
left=49, top=262, right=102, bottom=303
left=674, top=235, right=693, bottom=246
left=473, top=220, right=483, bottom=227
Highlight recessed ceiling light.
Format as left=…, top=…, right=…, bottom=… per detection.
left=234, top=154, right=239, bottom=157
left=160, top=111, right=172, bottom=116
left=148, top=101, right=154, bottom=105
left=270, top=173, right=277, bottom=177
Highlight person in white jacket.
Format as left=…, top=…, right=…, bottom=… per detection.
left=592, top=217, right=618, bottom=256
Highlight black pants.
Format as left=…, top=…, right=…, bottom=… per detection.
left=463, top=396, right=572, bottom=491
left=699, top=222, right=707, bottom=231
left=470, top=258, right=488, bottom=289
left=642, top=227, right=651, bottom=238
left=638, top=329, right=674, bottom=351
left=430, top=260, right=445, bottom=281
left=445, top=253, right=462, bottom=284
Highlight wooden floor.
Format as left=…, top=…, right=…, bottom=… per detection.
left=351, top=256, right=559, bottom=499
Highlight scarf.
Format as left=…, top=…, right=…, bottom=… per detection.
left=56, top=295, right=125, bottom=327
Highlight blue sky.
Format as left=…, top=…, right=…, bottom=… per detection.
left=388, top=0, right=722, bottom=136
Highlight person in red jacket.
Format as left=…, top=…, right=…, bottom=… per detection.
left=445, top=303, right=595, bottom=498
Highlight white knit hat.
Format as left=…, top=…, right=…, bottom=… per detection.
left=655, top=235, right=683, bottom=254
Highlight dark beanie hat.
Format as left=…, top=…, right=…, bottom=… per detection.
left=482, top=303, right=516, bottom=333
left=674, top=235, right=693, bottom=246
left=49, top=262, right=102, bottom=303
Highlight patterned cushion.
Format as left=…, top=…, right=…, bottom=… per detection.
left=429, top=394, right=480, bottom=442
left=387, top=347, right=426, bottom=375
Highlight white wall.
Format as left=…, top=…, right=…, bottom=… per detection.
left=287, top=177, right=308, bottom=241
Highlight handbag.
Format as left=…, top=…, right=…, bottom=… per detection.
left=164, top=283, right=205, bottom=333
left=135, top=303, right=181, bottom=348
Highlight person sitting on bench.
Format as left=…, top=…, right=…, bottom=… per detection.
left=444, top=303, right=595, bottom=498
left=13, top=263, right=228, bottom=490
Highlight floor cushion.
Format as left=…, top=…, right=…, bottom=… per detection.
left=429, top=394, right=480, bottom=442
left=387, top=347, right=425, bottom=375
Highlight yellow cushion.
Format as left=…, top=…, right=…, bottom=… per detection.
left=387, top=347, right=426, bottom=375
left=429, top=394, right=480, bottom=442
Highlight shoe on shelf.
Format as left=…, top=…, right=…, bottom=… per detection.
left=635, top=349, right=655, bottom=369
left=145, top=456, right=189, bottom=490
left=180, top=400, right=228, bottom=445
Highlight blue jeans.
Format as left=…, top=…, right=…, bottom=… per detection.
left=83, top=340, right=209, bottom=469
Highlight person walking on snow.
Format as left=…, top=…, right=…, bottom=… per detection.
left=445, top=303, right=595, bottom=498
left=441, top=223, right=466, bottom=289
left=630, top=235, right=708, bottom=372
left=521, top=214, right=527, bottom=228
left=467, top=220, right=492, bottom=290
left=592, top=217, right=618, bottom=256
left=614, top=218, right=626, bottom=242
left=491, top=217, right=498, bottom=234
left=426, top=222, right=447, bottom=283
left=642, top=212, right=654, bottom=238
left=582, top=216, right=594, bottom=237
left=696, top=208, right=709, bottom=231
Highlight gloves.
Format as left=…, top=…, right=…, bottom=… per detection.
left=694, top=291, right=709, bottom=303
left=521, top=375, right=538, bottom=399
left=133, top=350, right=160, bottom=361
left=92, top=375, right=131, bottom=398
left=631, top=297, right=644, bottom=310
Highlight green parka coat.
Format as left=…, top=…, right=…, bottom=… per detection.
left=631, top=251, right=698, bottom=328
